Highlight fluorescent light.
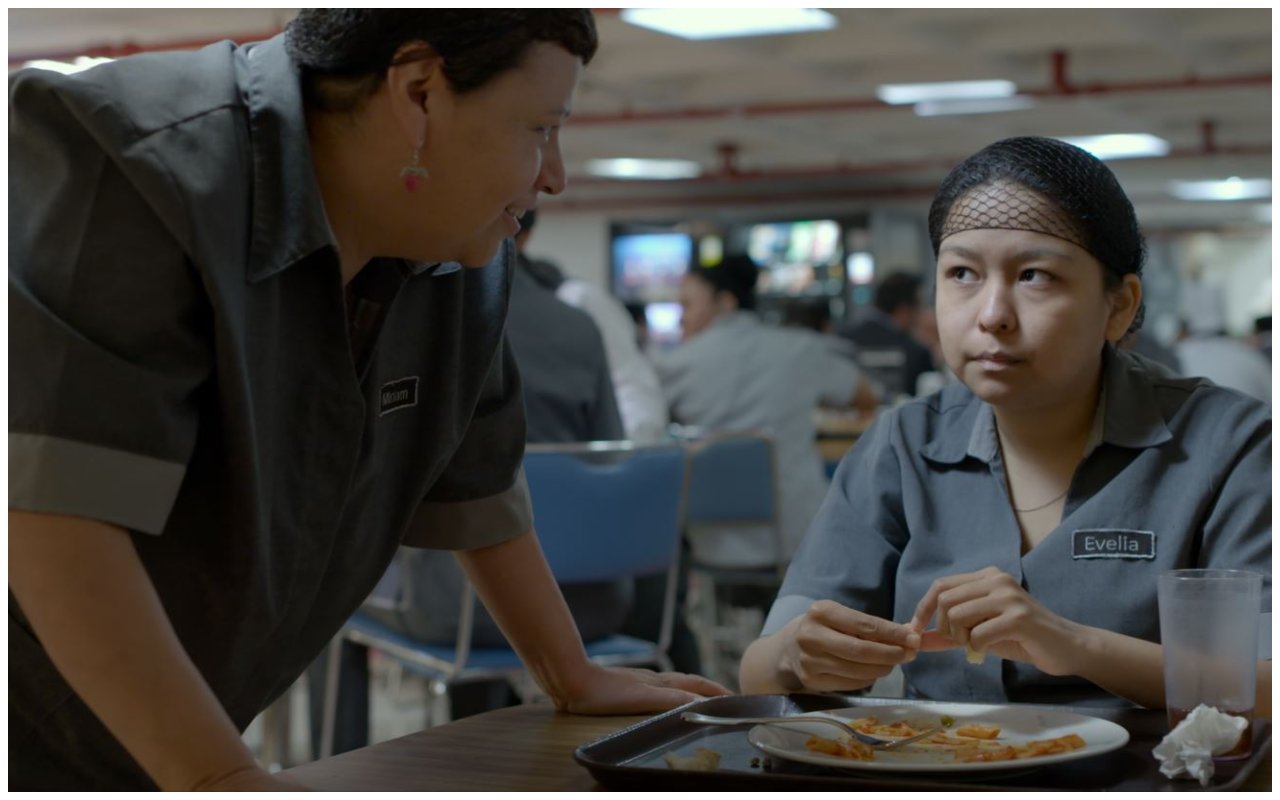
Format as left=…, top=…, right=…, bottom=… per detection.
left=585, top=158, right=701, bottom=180
left=1169, top=177, right=1272, bottom=201
left=23, top=56, right=114, bottom=75
left=876, top=80, right=1016, bottom=106
left=620, top=8, right=836, bottom=40
left=1057, top=134, right=1170, bottom=160
left=914, top=96, right=1036, bottom=117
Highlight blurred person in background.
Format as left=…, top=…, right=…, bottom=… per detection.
left=515, top=210, right=670, bottom=443
left=1175, top=285, right=1270, bottom=404
left=838, top=272, right=937, bottom=397
left=9, top=9, right=723, bottom=791
left=742, top=137, right=1270, bottom=711
left=654, top=254, right=879, bottom=571
left=782, top=298, right=863, bottom=362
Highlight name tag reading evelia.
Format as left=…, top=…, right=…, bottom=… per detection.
left=379, top=376, right=419, bottom=416
left=1071, top=529, right=1156, bottom=560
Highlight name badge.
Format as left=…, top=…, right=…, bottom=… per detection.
left=1071, top=529, right=1155, bottom=560
left=379, top=376, right=419, bottom=416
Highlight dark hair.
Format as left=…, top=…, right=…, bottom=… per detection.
left=782, top=299, right=833, bottom=333
left=688, top=254, right=759, bottom=312
left=874, top=272, right=922, bottom=315
left=286, top=10, right=598, bottom=112
left=928, top=136, right=1145, bottom=331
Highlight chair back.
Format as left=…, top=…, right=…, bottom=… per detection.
left=685, top=431, right=778, bottom=526
left=524, top=442, right=687, bottom=584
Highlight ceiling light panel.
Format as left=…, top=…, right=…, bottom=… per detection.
left=620, top=8, right=836, bottom=40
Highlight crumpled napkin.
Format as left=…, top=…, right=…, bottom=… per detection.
left=1152, top=704, right=1249, bottom=786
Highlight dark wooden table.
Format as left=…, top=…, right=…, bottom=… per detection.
left=282, top=703, right=1271, bottom=791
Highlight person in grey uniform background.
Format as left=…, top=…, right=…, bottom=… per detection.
left=837, top=271, right=937, bottom=398
left=741, top=137, right=1271, bottom=711
left=9, top=10, right=723, bottom=791
left=655, top=254, right=880, bottom=571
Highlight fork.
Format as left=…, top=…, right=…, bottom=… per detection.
left=681, top=711, right=945, bottom=750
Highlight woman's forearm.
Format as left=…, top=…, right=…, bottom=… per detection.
left=8, top=510, right=264, bottom=790
left=1072, top=625, right=1270, bottom=718
left=1070, top=625, right=1167, bottom=709
left=740, top=628, right=801, bottom=694
left=454, top=530, right=594, bottom=706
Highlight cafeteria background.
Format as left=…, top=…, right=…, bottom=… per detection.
left=8, top=7, right=1272, bottom=771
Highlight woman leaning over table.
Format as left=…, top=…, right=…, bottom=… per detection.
left=9, top=10, right=725, bottom=792
left=740, top=137, right=1271, bottom=713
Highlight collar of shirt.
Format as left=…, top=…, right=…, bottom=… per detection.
left=241, top=35, right=456, bottom=283
left=920, top=345, right=1173, bottom=466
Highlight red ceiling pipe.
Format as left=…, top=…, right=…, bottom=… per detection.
left=568, top=50, right=1267, bottom=127
left=565, top=142, right=1271, bottom=188
left=545, top=183, right=941, bottom=213
left=1051, top=50, right=1075, bottom=95
left=1201, top=120, right=1218, bottom=154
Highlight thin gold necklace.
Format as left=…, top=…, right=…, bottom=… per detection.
left=1013, top=486, right=1070, bottom=513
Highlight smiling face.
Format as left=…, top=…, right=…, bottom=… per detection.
left=935, top=227, right=1140, bottom=412
left=414, top=42, right=581, bottom=267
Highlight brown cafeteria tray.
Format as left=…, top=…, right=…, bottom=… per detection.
left=574, top=694, right=1271, bottom=791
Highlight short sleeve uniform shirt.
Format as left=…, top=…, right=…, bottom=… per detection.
left=9, top=36, right=531, bottom=787
left=654, top=311, right=861, bottom=568
left=764, top=348, right=1271, bottom=707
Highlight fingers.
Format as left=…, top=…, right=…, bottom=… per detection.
left=918, top=629, right=957, bottom=652
left=783, top=602, right=921, bottom=691
left=602, top=686, right=707, bottom=715
left=910, top=569, right=982, bottom=630
left=809, top=600, right=921, bottom=652
left=911, top=567, right=1010, bottom=641
left=658, top=672, right=733, bottom=697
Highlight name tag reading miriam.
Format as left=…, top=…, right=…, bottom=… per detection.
left=1071, top=529, right=1156, bottom=560
left=379, top=376, right=419, bottom=416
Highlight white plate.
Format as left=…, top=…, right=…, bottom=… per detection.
left=747, top=701, right=1130, bottom=773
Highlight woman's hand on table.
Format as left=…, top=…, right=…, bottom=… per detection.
left=910, top=566, right=1089, bottom=676
left=191, top=764, right=310, bottom=791
left=556, top=665, right=731, bottom=715
left=769, top=600, right=921, bottom=693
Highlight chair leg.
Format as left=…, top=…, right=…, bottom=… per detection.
left=425, top=679, right=451, bottom=727
left=318, top=633, right=343, bottom=759
left=696, top=573, right=728, bottom=687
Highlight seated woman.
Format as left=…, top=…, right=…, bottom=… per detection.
left=740, top=137, right=1271, bottom=710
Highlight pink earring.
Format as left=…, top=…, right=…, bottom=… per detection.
left=400, top=143, right=429, bottom=192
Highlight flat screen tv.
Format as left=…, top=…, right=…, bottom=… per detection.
left=745, top=219, right=842, bottom=297
left=611, top=231, right=694, bottom=304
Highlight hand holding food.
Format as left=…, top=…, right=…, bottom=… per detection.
left=774, top=600, right=922, bottom=693
left=909, top=566, right=1088, bottom=677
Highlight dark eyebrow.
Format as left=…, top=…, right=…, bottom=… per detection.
left=938, top=244, right=1071, bottom=263
left=938, top=244, right=979, bottom=260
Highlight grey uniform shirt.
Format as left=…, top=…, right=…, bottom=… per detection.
left=9, top=36, right=531, bottom=788
left=763, top=347, right=1271, bottom=707
left=654, top=311, right=861, bottom=568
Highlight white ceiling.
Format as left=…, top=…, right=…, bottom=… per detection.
left=8, top=8, right=1273, bottom=227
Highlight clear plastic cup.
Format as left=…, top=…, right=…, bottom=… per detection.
left=1158, top=568, right=1263, bottom=760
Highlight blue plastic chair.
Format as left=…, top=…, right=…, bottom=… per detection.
left=682, top=431, right=784, bottom=688
left=320, top=442, right=687, bottom=754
